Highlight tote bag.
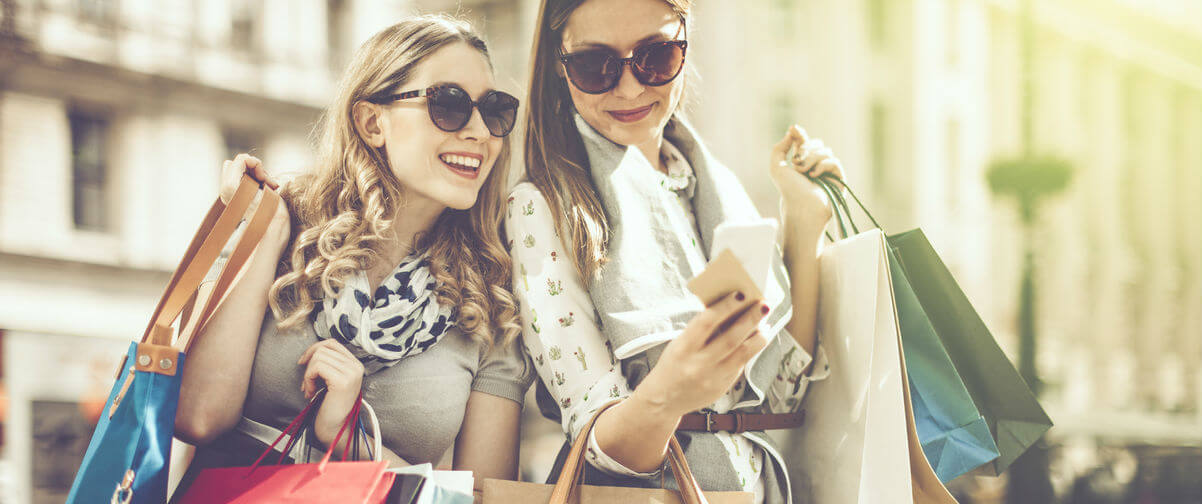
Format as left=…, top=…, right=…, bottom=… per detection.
left=67, top=174, right=279, bottom=504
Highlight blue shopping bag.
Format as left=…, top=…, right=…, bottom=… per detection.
left=66, top=174, right=279, bottom=503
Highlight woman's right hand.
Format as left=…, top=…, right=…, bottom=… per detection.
left=220, top=153, right=291, bottom=239
left=630, top=291, right=769, bottom=419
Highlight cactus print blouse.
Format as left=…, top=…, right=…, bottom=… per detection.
left=505, top=140, right=830, bottom=501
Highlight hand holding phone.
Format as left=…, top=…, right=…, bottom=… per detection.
left=687, top=218, right=779, bottom=306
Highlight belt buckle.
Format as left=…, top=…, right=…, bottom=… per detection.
left=704, top=412, right=716, bottom=433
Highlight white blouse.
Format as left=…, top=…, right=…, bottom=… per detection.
left=505, top=141, right=829, bottom=500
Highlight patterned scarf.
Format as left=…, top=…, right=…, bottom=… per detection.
left=312, top=252, right=456, bottom=374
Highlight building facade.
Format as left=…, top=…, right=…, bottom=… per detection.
left=0, top=0, right=1198, bottom=502
left=0, top=0, right=521, bottom=501
left=687, top=0, right=1201, bottom=498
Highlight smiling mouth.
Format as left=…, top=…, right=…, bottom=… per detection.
left=439, top=153, right=483, bottom=180
left=608, top=104, right=655, bottom=123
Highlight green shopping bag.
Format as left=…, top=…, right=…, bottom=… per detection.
left=887, top=228, right=1051, bottom=475
left=887, top=247, right=1001, bottom=481
left=815, top=175, right=1051, bottom=476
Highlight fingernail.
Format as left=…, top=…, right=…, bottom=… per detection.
left=761, top=304, right=770, bottom=315
left=735, top=291, right=745, bottom=302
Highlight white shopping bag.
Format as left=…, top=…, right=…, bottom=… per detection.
left=779, top=229, right=955, bottom=504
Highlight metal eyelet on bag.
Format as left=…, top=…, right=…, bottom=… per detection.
left=159, top=358, right=173, bottom=370
left=137, top=354, right=151, bottom=366
left=112, top=469, right=135, bottom=504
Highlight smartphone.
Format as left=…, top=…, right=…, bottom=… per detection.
left=710, top=218, right=778, bottom=292
left=687, top=218, right=779, bottom=306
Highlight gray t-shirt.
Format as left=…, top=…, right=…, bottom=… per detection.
left=238, top=308, right=535, bottom=464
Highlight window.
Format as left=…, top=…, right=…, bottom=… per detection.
left=946, top=118, right=961, bottom=211
left=867, top=0, right=887, bottom=50
left=223, top=128, right=262, bottom=161
left=1, top=0, right=16, bottom=36
left=328, top=0, right=350, bottom=72
left=75, top=0, right=115, bottom=26
left=32, top=401, right=95, bottom=502
left=230, top=0, right=261, bottom=53
left=869, top=102, right=888, bottom=198
left=771, top=92, right=796, bottom=141
left=946, top=0, right=961, bottom=67
left=69, top=110, right=110, bottom=231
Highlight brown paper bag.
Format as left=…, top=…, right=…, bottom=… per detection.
left=481, top=401, right=753, bottom=504
left=481, top=480, right=753, bottom=504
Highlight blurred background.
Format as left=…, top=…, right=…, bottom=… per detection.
left=0, top=0, right=1198, bottom=502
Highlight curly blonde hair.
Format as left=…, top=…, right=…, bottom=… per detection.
left=268, top=15, right=519, bottom=349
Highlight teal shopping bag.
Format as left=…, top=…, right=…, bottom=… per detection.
left=887, top=247, right=1000, bottom=481
left=67, top=175, right=278, bottom=503
left=888, top=228, right=1052, bottom=475
left=815, top=176, right=1048, bottom=477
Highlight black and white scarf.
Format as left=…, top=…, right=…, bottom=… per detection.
left=312, top=252, right=456, bottom=374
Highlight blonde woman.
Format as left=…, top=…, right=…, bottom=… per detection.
left=172, top=15, right=532, bottom=487
left=507, top=0, right=841, bottom=502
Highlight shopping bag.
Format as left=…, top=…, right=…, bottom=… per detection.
left=818, top=174, right=1053, bottom=476
left=889, top=246, right=1001, bottom=482
left=889, top=228, right=1052, bottom=475
left=67, top=174, right=280, bottom=504
left=784, top=222, right=955, bottom=503
left=387, top=464, right=474, bottom=504
left=175, top=392, right=395, bottom=503
left=481, top=401, right=753, bottom=504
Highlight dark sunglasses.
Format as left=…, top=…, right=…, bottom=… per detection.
left=372, top=84, right=519, bottom=137
left=559, top=39, right=688, bottom=95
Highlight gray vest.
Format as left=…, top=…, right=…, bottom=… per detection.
left=566, top=114, right=798, bottom=504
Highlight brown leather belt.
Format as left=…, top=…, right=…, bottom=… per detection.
left=677, top=410, right=806, bottom=433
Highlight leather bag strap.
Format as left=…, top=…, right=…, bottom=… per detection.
left=549, top=401, right=711, bottom=504
left=138, top=174, right=277, bottom=349
left=181, top=187, right=280, bottom=353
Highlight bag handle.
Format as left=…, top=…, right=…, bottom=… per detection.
left=814, top=175, right=852, bottom=240
left=138, top=174, right=278, bottom=348
left=248, top=389, right=324, bottom=473
left=181, top=187, right=280, bottom=353
left=246, top=389, right=383, bottom=474
left=816, top=174, right=882, bottom=233
left=549, top=401, right=711, bottom=504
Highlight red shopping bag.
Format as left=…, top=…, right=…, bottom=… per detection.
left=176, top=393, right=394, bottom=503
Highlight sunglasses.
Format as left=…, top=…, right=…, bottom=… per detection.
left=559, top=39, right=688, bottom=95
left=373, top=84, right=519, bottom=137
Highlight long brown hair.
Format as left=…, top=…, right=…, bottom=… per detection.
left=524, top=0, right=693, bottom=281
left=269, top=15, right=519, bottom=348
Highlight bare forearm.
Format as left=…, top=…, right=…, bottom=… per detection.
left=782, top=211, right=824, bottom=363
left=592, top=391, right=682, bottom=473
left=454, top=392, right=522, bottom=480
left=176, top=227, right=288, bottom=443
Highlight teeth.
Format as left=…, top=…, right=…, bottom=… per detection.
left=441, top=154, right=481, bottom=169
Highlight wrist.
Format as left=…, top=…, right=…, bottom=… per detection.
left=782, top=214, right=825, bottom=251
left=783, top=202, right=829, bottom=229
left=627, top=385, right=684, bottom=427
left=312, top=397, right=356, bottom=449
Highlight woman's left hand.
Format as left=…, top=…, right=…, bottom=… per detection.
left=298, top=339, right=365, bottom=450
left=768, top=124, right=845, bottom=230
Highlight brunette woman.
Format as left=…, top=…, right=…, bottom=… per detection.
left=507, top=1, right=842, bottom=502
